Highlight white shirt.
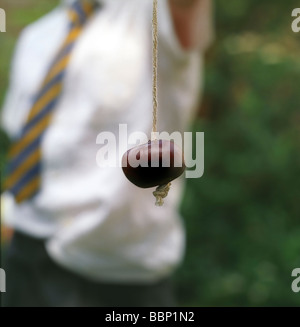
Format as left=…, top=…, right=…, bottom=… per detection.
left=1, top=0, right=213, bottom=283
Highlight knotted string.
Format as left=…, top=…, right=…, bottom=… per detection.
left=151, top=0, right=170, bottom=206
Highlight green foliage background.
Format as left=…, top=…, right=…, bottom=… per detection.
left=1, top=0, right=300, bottom=306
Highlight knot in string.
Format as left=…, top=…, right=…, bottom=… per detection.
left=153, top=183, right=171, bottom=206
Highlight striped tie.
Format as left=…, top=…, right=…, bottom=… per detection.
left=4, top=0, right=98, bottom=203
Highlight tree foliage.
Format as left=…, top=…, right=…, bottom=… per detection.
left=176, top=0, right=300, bottom=306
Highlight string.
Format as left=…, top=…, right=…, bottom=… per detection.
left=153, top=182, right=171, bottom=206
left=151, top=0, right=170, bottom=206
left=152, top=0, right=158, bottom=136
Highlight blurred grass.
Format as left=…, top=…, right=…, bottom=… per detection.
left=1, top=0, right=300, bottom=306
left=175, top=0, right=300, bottom=306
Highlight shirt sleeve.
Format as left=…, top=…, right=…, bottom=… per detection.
left=1, top=31, right=27, bottom=138
left=157, top=0, right=214, bottom=59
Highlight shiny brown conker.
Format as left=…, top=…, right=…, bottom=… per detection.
left=122, top=139, right=185, bottom=188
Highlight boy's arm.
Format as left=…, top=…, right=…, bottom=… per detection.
left=168, top=0, right=213, bottom=50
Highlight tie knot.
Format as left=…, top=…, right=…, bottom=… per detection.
left=68, top=0, right=98, bottom=27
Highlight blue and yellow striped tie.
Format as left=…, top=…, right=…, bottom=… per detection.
left=5, top=0, right=98, bottom=203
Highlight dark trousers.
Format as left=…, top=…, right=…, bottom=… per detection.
left=2, top=231, right=176, bottom=307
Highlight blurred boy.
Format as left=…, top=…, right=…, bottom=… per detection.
left=1, top=0, right=213, bottom=307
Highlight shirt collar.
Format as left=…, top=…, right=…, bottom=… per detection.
left=62, top=0, right=107, bottom=5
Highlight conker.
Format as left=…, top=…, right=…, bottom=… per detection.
left=122, top=139, right=185, bottom=188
